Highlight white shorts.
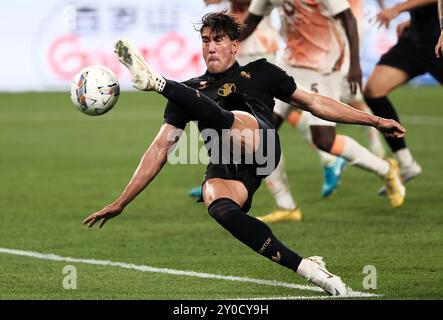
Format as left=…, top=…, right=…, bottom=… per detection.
left=274, top=62, right=341, bottom=127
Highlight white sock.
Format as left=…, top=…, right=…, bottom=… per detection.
left=394, top=148, right=414, bottom=168
left=265, top=155, right=297, bottom=210
left=293, top=111, right=311, bottom=142
left=296, top=258, right=315, bottom=278
left=293, top=112, right=336, bottom=167
left=340, top=135, right=389, bottom=176
left=154, top=75, right=166, bottom=92
left=318, top=150, right=337, bottom=167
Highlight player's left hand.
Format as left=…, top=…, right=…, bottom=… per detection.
left=83, top=204, right=123, bottom=229
left=435, top=31, right=443, bottom=58
left=374, top=6, right=400, bottom=29
left=376, top=118, right=406, bottom=138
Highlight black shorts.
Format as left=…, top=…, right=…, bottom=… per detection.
left=378, top=34, right=443, bottom=83
left=198, top=117, right=281, bottom=213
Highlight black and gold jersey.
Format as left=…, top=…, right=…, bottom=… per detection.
left=163, top=59, right=297, bottom=130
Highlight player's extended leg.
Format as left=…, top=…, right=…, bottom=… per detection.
left=310, top=124, right=405, bottom=208
left=364, top=65, right=422, bottom=184
left=202, top=178, right=348, bottom=296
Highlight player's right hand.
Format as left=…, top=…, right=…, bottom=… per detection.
left=83, top=204, right=123, bottom=229
left=376, top=118, right=406, bottom=138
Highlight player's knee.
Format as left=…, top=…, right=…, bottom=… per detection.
left=363, top=80, right=388, bottom=98
left=312, top=133, right=334, bottom=152
left=231, top=111, right=259, bottom=130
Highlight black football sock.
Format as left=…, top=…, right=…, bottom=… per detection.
left=365, top=96, right=406, bottom=152
left=208, top=198, right=303, bottom=272
left=161, top=79, right=234, bottom=133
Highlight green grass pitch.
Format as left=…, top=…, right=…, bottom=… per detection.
left=0, top=86, right=442, bottom=299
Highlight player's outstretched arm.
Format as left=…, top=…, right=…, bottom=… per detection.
left=290, top=86, right=406, bottom=138
left=82, top=124, right=183, bottom=229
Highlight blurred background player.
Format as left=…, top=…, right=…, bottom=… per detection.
left=241, top=0, right=406, bottom=223
left=283, top=0, right=387, bottom=199
left=436, top=0, right=443, bottom=57
left=337, top=0, right=386, bottom=159
left=188, top=0, right=303, bottom=223
left=364, top=0, right=442, bottom=195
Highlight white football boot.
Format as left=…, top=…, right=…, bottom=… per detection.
left=300, top=256, right=348, bottom=296
left=114, top=39, right=165, bottom=92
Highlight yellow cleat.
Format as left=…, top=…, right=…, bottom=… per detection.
left=256, top=208, right=303, bottom=223
left=384, top=158, right=406, bottom=208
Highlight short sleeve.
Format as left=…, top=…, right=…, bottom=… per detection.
left=265, top=62, right=297, bottom=102
left=249, top=0, right=274, bottom=16
left=163, top=100, right=190, bottom=130
left=323, top=0, right=350, bottom=17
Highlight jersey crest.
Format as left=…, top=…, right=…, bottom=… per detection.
left=217, top=83, right=237, bottom=96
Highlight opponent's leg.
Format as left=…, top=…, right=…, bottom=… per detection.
left=260, top=155, right=303, bottom=222
left=348, top=100, right=386, bottom=158
left=311, top=125, right=405, bottom=208
left=364, top=65, right=422, bottom=183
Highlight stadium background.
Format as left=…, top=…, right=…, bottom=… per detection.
left=0, top=0, right=442, bottom=301
left=0, top=0, right=438, bottom=92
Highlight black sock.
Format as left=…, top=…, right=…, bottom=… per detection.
left=161, top=79, right=234, bottom=132
left=365, top=96, right=406, bottom=152
left=208, top=198, right=303, bottom=272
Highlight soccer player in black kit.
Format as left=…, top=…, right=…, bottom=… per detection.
left=364, top=0, right=443, bottom=193
left=83, top=12, right=406, bottom=296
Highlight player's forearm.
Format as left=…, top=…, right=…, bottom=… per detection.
left=392, top=0, right=437, bottom=13
left=113, top=144, right=168, bottom=209
left=307, top=94, right=378, bottom=127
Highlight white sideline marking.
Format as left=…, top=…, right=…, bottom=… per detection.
left=232, top=289, right=382, bottom=300
left=0, top=247, right=380, bottom=298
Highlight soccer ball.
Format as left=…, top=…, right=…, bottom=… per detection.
left=70, top=65, right=120, bottom=116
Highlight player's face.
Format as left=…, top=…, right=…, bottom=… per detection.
left=201, top=27, right=238, bottom=73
